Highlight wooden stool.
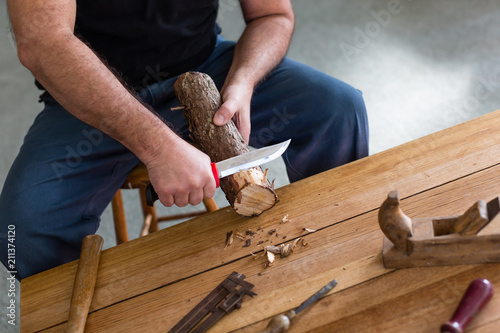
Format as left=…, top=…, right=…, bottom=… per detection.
left=111, top=163, right=218, bottom=244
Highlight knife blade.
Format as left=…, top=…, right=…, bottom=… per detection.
left=145, top=139, right=291, bottom=206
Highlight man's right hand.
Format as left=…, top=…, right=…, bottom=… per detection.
left=144, top=140, right=216, bottom=207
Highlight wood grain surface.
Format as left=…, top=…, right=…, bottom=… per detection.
left=21, top=110, right=500, bottom=332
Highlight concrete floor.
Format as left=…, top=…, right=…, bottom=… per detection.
left=2, top=0, right=500, bottom=331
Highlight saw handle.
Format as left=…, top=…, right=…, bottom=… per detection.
left=145, top=163, right=220, bottom=206
left=440, top=279, right=494, bottom=333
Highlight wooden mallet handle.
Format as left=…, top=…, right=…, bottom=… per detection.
left=66, top=234, right=104, bottom=333
left=440, top=279, right=494, bottom=333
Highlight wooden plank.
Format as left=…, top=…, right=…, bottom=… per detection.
left=38, top=163, right=500, bottom=333
left=278, top=263, right=500, bottom=333
left=470, top=320, right=500, bottom=333
left=39, top=213, right=388, bottom=332
left=22, top=110, right=500, bottom=331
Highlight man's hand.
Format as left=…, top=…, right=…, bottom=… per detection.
left=212, top=0, right=294, bottom=142
left=214, top=80, right=253, bottom=143
left=145, top=140, right=216, bottom=207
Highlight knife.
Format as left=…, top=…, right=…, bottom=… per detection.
left=145, top=139, right=291, bottom=206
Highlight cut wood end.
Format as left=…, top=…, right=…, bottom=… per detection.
left=233, top=184, right=277, bottom=217
left=227, top=167, right=278, bottom=216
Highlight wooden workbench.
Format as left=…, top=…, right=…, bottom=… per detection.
left=21, top=110, right=500, bottom=332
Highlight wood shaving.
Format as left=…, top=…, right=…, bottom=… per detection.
left=262, top=168, right=269, bottom=183
left=234, top=232, right=246, bottom=241
left=266, top=251, right=275, bottom=267
left=262, top=237, right=302, bottom=267
left=251, top=238, right=304, bottom=267
left=302, top=227, right=316, bottom=233
left=301, top=238, right=309, bottom=247
left=170, top=106, right=185, bottom=111
left=282, top=214, right=290, bottom=224
left=292, top=238, right=302, bottom=248
left=265, top=245, right=282, bottom=255
left=224, top=231, right=233, bottom=250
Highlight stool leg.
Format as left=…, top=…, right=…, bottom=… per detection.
left=112, top=190, right=129, bottom=244
left=140, top=187, right=159, bottom=233
left=203, top=198, right=218, bottom=212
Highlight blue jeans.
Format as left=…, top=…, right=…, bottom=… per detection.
left=0, top=36, right=368, bottom=280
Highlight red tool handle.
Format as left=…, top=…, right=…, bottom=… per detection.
left=211, top=162, right=219, bottom=188
left=440, top=279, right=494, bottom=333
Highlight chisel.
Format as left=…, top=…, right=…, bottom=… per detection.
left=261, top=279, right=338, bottom=333
left=441, top=279, right=494, bottom=333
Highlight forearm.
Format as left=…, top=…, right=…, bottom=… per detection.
left=19, top=34, right=175, bottom=163
left=7, top=0, right=174, bottom=163
left=8, top=0, right=216, bottom=207
left=213, top=2, right=294, bottom=142
left=225, top=9, right=294, bottom=89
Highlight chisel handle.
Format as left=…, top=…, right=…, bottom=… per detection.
left=440, top=279, right=494, bottom=333
left=66, top=234, right=104, bottom=333
left=260, top=311, right=295, bottom=333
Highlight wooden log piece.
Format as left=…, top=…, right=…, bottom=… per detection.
left=174, top=71, right=278, bottom=216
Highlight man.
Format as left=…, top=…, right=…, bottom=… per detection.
left=1, top=0, right=368, bottom=280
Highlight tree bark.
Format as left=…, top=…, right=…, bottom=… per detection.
left=174, top=71, right=277, bottom=216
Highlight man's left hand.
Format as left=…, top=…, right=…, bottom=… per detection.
left=213, top=80, right=253, bottom=143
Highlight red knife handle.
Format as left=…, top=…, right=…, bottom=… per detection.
left=211, top=162, right=220, bottom=188
left=440, top=279, right=494, bottom=333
